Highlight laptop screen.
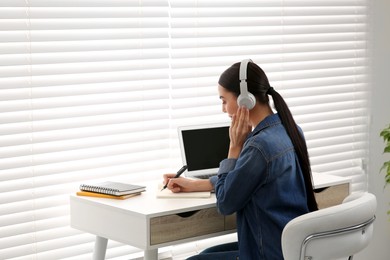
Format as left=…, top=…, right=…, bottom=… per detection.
left=178, top=123, right=230, bottom=177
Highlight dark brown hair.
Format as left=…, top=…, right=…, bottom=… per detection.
left=219, top=61, right=318, bottom=212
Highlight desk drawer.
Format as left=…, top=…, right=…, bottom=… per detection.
left=225, top=214, right=237, bottom=230
left=150, top=207, right=224, bottom=245
left=315, top=183, right=349, bottom=209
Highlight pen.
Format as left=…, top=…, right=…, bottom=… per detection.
left=161, top=165, right=188, bottom=191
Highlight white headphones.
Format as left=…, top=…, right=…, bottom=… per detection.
left=238, top=59, right=256, bottom=109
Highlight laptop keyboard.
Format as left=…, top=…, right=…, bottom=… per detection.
left=195, top=174, right=217, bottom=179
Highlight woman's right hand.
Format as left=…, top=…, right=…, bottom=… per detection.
left=162, top=174, right=213, bottom=193
left=162, top=173, right=194, bottom=193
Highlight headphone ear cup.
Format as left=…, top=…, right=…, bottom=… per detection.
left=237, top=92, right=256, bottom=110
left=238, top=59, right=256, bottom=110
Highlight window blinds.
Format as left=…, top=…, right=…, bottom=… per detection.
left=0, top=0, right=369, bottom=259
left=168, top=0, right=369, bottom=189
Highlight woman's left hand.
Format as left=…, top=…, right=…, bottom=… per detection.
left=228, top=106, right=252, bottom=158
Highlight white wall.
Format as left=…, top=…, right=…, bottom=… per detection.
left=355, top=0, right=390, bottom=259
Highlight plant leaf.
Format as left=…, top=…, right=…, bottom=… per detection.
left=380, top=162, right=390, bottom=189
left=380, top=127, right=390, bottom=142
left=380, top=161, right=390, bottom=172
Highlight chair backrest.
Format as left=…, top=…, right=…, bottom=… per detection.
left=282, top=192, right=377, bottom=260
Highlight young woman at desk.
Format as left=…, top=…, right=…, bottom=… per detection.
left=163, top=60, right=318, bottom=260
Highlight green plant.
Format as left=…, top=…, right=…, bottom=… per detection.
left=380, top=124, right=390, bottom=187
left=380, top=124, right=390, bottom=216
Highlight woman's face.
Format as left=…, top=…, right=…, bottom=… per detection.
left=218, top=84, right=239, bottom=119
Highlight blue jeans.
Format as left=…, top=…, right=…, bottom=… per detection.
left=186, top=242, right=239, bottom=260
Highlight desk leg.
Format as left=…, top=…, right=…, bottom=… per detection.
left=93, top=236, right=108, bottom=260
left=144, top=249, right=158, bottom=260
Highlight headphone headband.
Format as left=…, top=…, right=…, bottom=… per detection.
left=239, top=59, right=252, bottom=95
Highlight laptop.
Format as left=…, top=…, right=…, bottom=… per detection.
left=178, top=122, right=230, bottom=179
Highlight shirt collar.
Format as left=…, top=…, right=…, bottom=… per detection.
left=248, top=113, right=281, bottom=138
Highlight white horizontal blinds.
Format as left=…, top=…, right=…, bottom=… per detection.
left=168, top=1, right=235, bottom=127
left=276, top=0, right=369, bottom=192
left=0, top=1, right=370, bottom=260
left=0, top=0, right=169, bottom=259
left=169, top=0, right=369, bottom=191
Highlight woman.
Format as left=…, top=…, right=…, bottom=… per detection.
left=163, top=60, right=318, bottom=259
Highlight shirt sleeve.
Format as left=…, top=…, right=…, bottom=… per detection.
left=215, top=144, right=268, bottom=215
left=210, top=158, right=236, bottom=188
left=209, top=175, right=218, bottom=188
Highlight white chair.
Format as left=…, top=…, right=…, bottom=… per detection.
left=282, top=192, right=377, bottom=260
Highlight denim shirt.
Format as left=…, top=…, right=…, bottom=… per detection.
left=210, top=113, right=310, bottom=260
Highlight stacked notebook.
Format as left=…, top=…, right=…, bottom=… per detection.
left=77, top=181, right=146, bottom=200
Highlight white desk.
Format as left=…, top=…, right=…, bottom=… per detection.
left=70, top=173, right=350, bottom=260
left=312, top=172, right=351, bottom=209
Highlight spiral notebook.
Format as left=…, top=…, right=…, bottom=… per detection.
left=79, top=181, right=146, bottom=196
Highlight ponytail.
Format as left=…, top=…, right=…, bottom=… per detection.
left=268, top=88, right=318, bottom=212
